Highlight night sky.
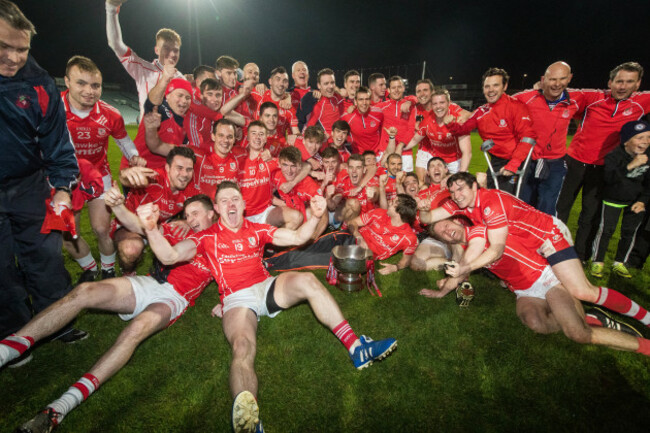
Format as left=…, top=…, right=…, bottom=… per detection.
left=16, top=0, right=650, bottom=92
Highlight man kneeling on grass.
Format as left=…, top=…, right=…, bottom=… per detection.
left=421, top=218, right=650, bottom=357
left=142, top=181, right=397, bottom=433
left=2, top=192, right=217, bottom=433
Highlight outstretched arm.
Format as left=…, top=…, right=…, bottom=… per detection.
left=272, top=196, right=326, bottom=246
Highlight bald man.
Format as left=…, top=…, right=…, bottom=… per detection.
left=513, top=62, right=581, bottom=215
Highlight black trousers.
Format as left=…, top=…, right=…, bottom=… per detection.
left=0, top=171, right=72, bottom=336
left=591, top=202, right=645, bottom=264
left=485, top=155, right=517, bottom=195
left=264, top=230, right=356, bottom=272
left=555, top=155, right=604, bottom=261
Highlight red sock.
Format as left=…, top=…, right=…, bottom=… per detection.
left=584, top=315, right=602, bottom=327
left=636, top=338, right=650, bottom=356
left=1, top=334, right=34, bottom=354
left=596, top=287, right=650, bottom=326
left=332, top=321, right=358, bottom=351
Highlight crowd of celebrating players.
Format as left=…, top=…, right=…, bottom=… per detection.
left=2, top=1, right=650, bottom=432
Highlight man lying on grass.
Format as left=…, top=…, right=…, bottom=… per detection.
left=140, top=181, right=397, bottom=433
left=1, top=192, right=217, bottom=433
left=422, top=218, right=650, bottom=357
left=420, top=172, right=650, bottom=330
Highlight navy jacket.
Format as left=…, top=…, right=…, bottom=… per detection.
left=0, top=55, right=78, bottom=188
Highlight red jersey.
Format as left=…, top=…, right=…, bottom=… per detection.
left=341, top=107, right=384, bottom=154
left=334, top=170, right=378, bottom=214
left=385, top=176, right=397, bottom=202
left=237, top=153, right=279, bottom=215
left=124, top=167, right=200, bottom=222
left=376, top=95, right=418, bottom=153
left=255, top=91, right=298, bottom=136
left=513, top=89, right=583, bottom=160
left=71, top=159, right=104, bottom=211
left=159, top=223, right=213, bottom=307
left=464, top=225, right=548, bottom=292
left=184, top=101, right=223, bottom=155
left=271, top=170, right=322, bottom=219
left=449, top=94, right=536, bottom=173
left=62, top=90, right=131, bottom=177
left=189, top=219, right=277, bottom=302
left=441, top=188, right=571, bottom=254
left=359, top=208, right=417, bottom=260
left=194, top=151, right=240, bottom=199
left=124, top=99, right=187, bottom=170
left=567, top=89, right=650, bottom=165
left=305, top=94, right=345, bottom=134
left=416, top=105, right=466, bottom=163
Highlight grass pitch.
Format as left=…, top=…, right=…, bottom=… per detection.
left=1, top=130, right=650, bottom=432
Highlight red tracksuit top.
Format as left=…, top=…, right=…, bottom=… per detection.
left=449, top=94, right=536, bottom=172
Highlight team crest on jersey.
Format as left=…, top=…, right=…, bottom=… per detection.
left=499, top=119, right=507, bottom=127
left=484, top=206, right=492, bottom=216
left=97, top=128, right=107, bottom=137
left=562, top=110, right=570, bottom=118
left=230, top=162, right=236, bottom=170
left=15, top=94, right=31, bottom=109
left=446, top=133, right=452, bottom=138
left=259, top=163, right=265, bottom=170
left=370, top=121, right=376, bottom=127
left=248, top=237, right=256, bottom=247
left=391, top=234, right=399, bottom=241
left=234, top=243, right=243, bottom=251
left=167, top=128, right=174, bottom=133
left=623, top=108, right=633, bottom=116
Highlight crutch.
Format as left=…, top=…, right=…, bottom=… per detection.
left=515, top=138, right=536, bottom=198
left=480, top=139, right=499, bottom=190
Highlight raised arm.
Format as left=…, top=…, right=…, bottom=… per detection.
left=105, top=1, right=129, bottom=57
left=136, top=203, right=198, bottom=265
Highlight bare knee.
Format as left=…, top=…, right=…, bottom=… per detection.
left=92, top=222, right=111, bottom=240
left=562, top=323, right=592, bottom=344
left=518, top=310, right=554, bottom=334
left=410, top=256, right=427, bottom=271
left=231, top=334, right=257, bottom=362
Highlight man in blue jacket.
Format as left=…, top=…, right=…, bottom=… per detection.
left=0, top=0, right=85, bottom=367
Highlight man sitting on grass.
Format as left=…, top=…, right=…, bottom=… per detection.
left=2, top=193, right=217, bottom=433
left=141, top=181, right=397, bottom=433
left=423, top=218, right=650, bottom=358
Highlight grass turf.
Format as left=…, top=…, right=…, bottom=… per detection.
left=1, top=129, right=650, bottom=432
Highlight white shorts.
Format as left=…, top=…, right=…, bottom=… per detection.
left=445, top=159, right=461, bottom=174
left=222, top=276, right=280, bottom=320
left=246, top=205, right=276, bottom=224
left=95, top=174, right=112, bottom=200
left=415, top=149, right=434, bottom=169
left=401, top=153, right=414, bottom=173
left=119, top=276, right=189, bottom=322
left=418, top=237, right=452, bottom=259
left=513, top=266, right=560, bottom=300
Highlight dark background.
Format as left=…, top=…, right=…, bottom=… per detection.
left=16, top=0, right=650, bottom=93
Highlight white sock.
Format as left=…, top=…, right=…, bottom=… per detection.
left=76, top=253, right=98, bottom=272
left=100, top=252, right=116, bottom=270
left=0, top=334, right=33, bottom=366
left=48, top=374, right=99, bottom=421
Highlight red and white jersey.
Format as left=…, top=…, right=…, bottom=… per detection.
left=464, top=225, right=548, bottom=292
left=359, top=208, right=417, bottom=260
left=567, top=89, right=650, bottom=165
left=334, top=170, right=378, bottom=214
left=376, top=95, right=418, bottom=153
left=385, top=176, right=398, bottom=202
left=123, top=99, right=187, bottom=170
left=341, top=107, right=384, bottom=154
left=116, top=48, right=184, bottom=118
left=442, top=188, right=571, bottom=254
left=237, top=153, right=279, bottom=215
left=184, top=101, right=223, bottom=155
left=305, top=94, right=345, bottom=134
left=194, top=151, right=240, bottom=199
left=124, top=167, right=200, bottom=222
left=266, top=131, right=288, bottom=158
left=62, top=91, right=132, bottom=177
left=160, top=223, right=213, bottom=307
left=448, top=94, right=536, bottom=173
left=272, top=170, right=322, bottom=219
left=189, top=219, right=277, bottom=302
left=416, top=105, right=465, bottom=163
left=255, top=91, right=298, bottom=136
left=512, top=89, right=583, bottom=160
